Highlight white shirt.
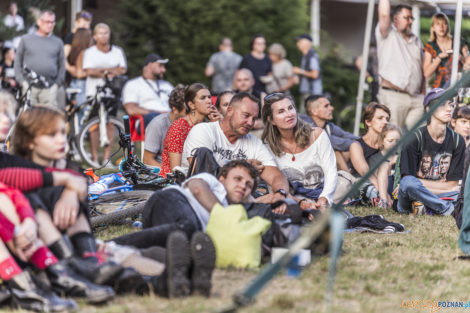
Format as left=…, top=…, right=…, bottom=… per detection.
left=122, top=76, right=172, bottom=112
left=181, top=121, right=276, bottom=170
left=82, top=45, right=127, bottom=97
left=267, top=131, right=337, bottom=205
left=167, top=173, right=228, bottom=231
left=3, top=14, right=24, bottom=31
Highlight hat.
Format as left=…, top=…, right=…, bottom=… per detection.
left=296, top=33, right=312, bottom=41
left=143, top=53, right=169, bottom=67
left=423, top=88, right=446, bottom=107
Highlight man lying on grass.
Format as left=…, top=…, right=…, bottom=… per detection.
left=397, top=88, right=464, bottom=215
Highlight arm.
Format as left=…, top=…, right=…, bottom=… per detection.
left=419, top=179, right=459, bottom=194
left=423, top=50, right=447, bottom=79
left=143, top=150, right=162, bottom=167
left=349, top=141, right=369, bottom=176
left=14, top=38, right=25, bottom=84
left=377, top=162, right=392, bottom=202
left=123, top=102, right=152, bottom=116
left=75, top=51, right=87, bottom=79
left=260, top=166, right=290, bottom=197
left=168, top=152, right=182, bottom=170
left=185, top=178, right=221, bottom=212
left=378, top=0, right=392, bottom=38
left=205, top=65, right=214, bottom=77
left=56, top=42, right=66, bottom=86
left=315, top=130, right=338, bottom=206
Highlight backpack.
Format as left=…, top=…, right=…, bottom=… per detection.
left=393, top=127, right=460, bottom=191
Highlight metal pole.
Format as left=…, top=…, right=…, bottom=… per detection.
left=451, top=0, right=463, bottom=86
left=311, top=0, right=321, bottom=47
left=353, top=0, right=375, bottom=136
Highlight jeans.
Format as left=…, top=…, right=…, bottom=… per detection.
left=69, top=79, right=87, bottom=125
left=112, top=189, right=201, bottom=248
left=397, top=175, right=457, bottom=215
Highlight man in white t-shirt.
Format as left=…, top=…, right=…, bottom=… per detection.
left=122, top=54, right=174, bottom=128
left=182, top=92, right=291, bottom=203
left=83, top=23, right=127, bottom=98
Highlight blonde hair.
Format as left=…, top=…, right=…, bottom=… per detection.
left=94, top=23, right=110, bottom=34
left=429, top=13, right=451, bottom=42
left=268, top=43, right=286, bottom=59
left=378, top=123, right=401, bottom=150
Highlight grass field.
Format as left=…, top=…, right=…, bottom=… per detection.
left=10, top=205, right=470, bottom=313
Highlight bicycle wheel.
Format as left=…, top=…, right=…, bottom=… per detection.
left=78, top=116, right=124, bottom=169
left=89, top=189, right=154, bottom=228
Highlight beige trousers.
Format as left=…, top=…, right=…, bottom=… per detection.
left=377, top=88, right=424, bottom=130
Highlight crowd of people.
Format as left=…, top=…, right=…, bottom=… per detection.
left=0, top=0, right=470, bottom=311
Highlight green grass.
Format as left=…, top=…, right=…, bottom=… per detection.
left=9, top=206, right=470, bottom=312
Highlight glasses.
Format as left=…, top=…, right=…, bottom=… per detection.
left=402, top=15, right=415, bottom=22
left=41, top=19, right=55, bottom=24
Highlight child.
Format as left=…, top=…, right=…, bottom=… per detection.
left=375, top=123, right=402, bottom=208
left=451, top=106, right=470, bottom=146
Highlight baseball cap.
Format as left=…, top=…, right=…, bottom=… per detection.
left=423, top=88, right=446, bottom=108
left=143, top=53, right=169, bottom=67
left=296, top=33, right=313, bottom=41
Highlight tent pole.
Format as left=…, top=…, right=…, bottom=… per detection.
left=451, top=0, right=463, bottom=86
left=353, top=0, right=375, bottom=136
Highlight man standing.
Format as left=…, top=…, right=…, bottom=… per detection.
left=293, top=34, right=322, bottom=114
left=376, top=0, right=424, bottom=130
left=239, top=35, right=272, bottom=93
left=14, top=10, right=65, bottom=108
left=398, top=89, right=464, bottom=215
left=205, top=38, right=242, bottom=94
left=122, top=54, right=173, bottom=127
left=182, top=92, right=291, bottom=203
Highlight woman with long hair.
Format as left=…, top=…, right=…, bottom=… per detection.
left=423, top=12, right=470, bottom=88
left=67, top=28, right=93, bottom=106
left=160, top=83, right=213, bottom=176
left=261, top=93, right=337, bottom=209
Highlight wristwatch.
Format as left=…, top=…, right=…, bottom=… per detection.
left=274, top=189, right=287, bottom=198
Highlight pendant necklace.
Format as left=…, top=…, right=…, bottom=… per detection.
left=286, top=144, right=297, bottom=161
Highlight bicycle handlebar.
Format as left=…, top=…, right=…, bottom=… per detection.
left=23, top=67, right=50, bottom=89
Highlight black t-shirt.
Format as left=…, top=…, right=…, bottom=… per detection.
left=349, top=138, right=380, bottom=177
left=400, top=126, right=465, bottom=181
left=239, top=53, right=272, bottom=93
left=64, top=32, right=74, bottom=45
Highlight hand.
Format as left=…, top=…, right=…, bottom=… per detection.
left=246, top=159, right=264, bottom=174
left=314, top=197, right=329, bottom=211
left=13, top=217, right=37, bottom=252
left=292, top=66, right=302, bottom=75
left=437, top=52, right=448, bottom=59
left=392, top=185, right=399, bottom=200
left=299, top=199, right=316, bottom=210
left=208, top=108, right=223, bottom=122
left=53, top=189, right=80, bottom=230
left=64, top=173, right=88, bottom=201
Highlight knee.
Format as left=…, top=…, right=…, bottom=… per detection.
left=399, top=175, right=418, bottom=191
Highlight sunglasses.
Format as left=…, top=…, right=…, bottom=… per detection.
left=264, top=92, right=285, bottom=102
left=80, top=12, right=92, bottom=20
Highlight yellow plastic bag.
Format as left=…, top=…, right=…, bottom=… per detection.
left=206, top=203, right=271, bottom=269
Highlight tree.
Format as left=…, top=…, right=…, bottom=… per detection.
left=114, top=0, right=309, bottom=86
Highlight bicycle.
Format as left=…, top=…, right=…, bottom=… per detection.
left=66, top=74, right=126, bottom=169
left=88, top=115, right=184, bottom=228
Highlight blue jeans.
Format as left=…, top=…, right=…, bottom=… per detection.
left=397, top=175, right=457, bottom=215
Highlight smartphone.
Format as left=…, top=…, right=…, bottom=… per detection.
left=446, top=50, right=453, bottom=54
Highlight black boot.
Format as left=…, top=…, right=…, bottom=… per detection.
left=46, top=259, right=115, bottom=304
left=154, top=231, right=191, bottom=298
left=7, top=271, right=77, bottom=312
left=49, top=235, right=123, bottom=286
left=189, top=232, right=216, bottom=297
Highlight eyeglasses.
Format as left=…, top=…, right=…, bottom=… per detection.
left=402, top=15, right=415, bottom=22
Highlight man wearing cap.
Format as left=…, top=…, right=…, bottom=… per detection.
left=83, top=23, right=127, bottom=98
left=122, top=54, right=173, bottom=126
left=397, top=88, right=464, bottom=216
left=376, top=0, right=424, bottom=130
left=293, top=34, right=322, bottom=114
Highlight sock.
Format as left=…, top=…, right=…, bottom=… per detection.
left=29, top=246, right=58, bottom=270
left=70, top=232, right=100, bottom=263
left=0, top=256, right=22, bottom=281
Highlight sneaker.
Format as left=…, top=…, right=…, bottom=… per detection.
left=190, top=232, right=216, bottom=297
left=412, top=201, right=425, bottom=215
left=165, top=231, right=191, bottom=298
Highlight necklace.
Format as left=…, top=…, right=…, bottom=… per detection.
left=284, top=142, right=298, bottom=161
left=187, top=113, right=195, bottom=125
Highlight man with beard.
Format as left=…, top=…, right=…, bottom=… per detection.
left=123, top=54, right=173, bottom=126
left=376, top=1, right=424, bottom=130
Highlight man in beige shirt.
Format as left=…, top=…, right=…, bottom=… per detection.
left=376, top=0, right=424, bottom=130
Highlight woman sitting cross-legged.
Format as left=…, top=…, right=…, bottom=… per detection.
left=261, top=92, right=337, bottom=210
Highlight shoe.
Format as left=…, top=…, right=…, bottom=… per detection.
left=190, top=232, right=216, bottom=297
left=0, top=283, right=11, bottom=305
left=412, top=201, right=425, bottom=215
left=163, top=231, right=191, bottom=298
left=68, top=258, right=124, bottom=286
left=114, top=267, right=148, bottom=295
left=8, top=271, right=77, bottom=312
left=46, top=260, right=115, bottom=304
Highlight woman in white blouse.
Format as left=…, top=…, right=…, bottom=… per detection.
left=261, top=93, right=337, bottom=210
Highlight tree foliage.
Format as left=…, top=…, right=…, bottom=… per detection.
left=114, top=0, right=309, bottom=85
